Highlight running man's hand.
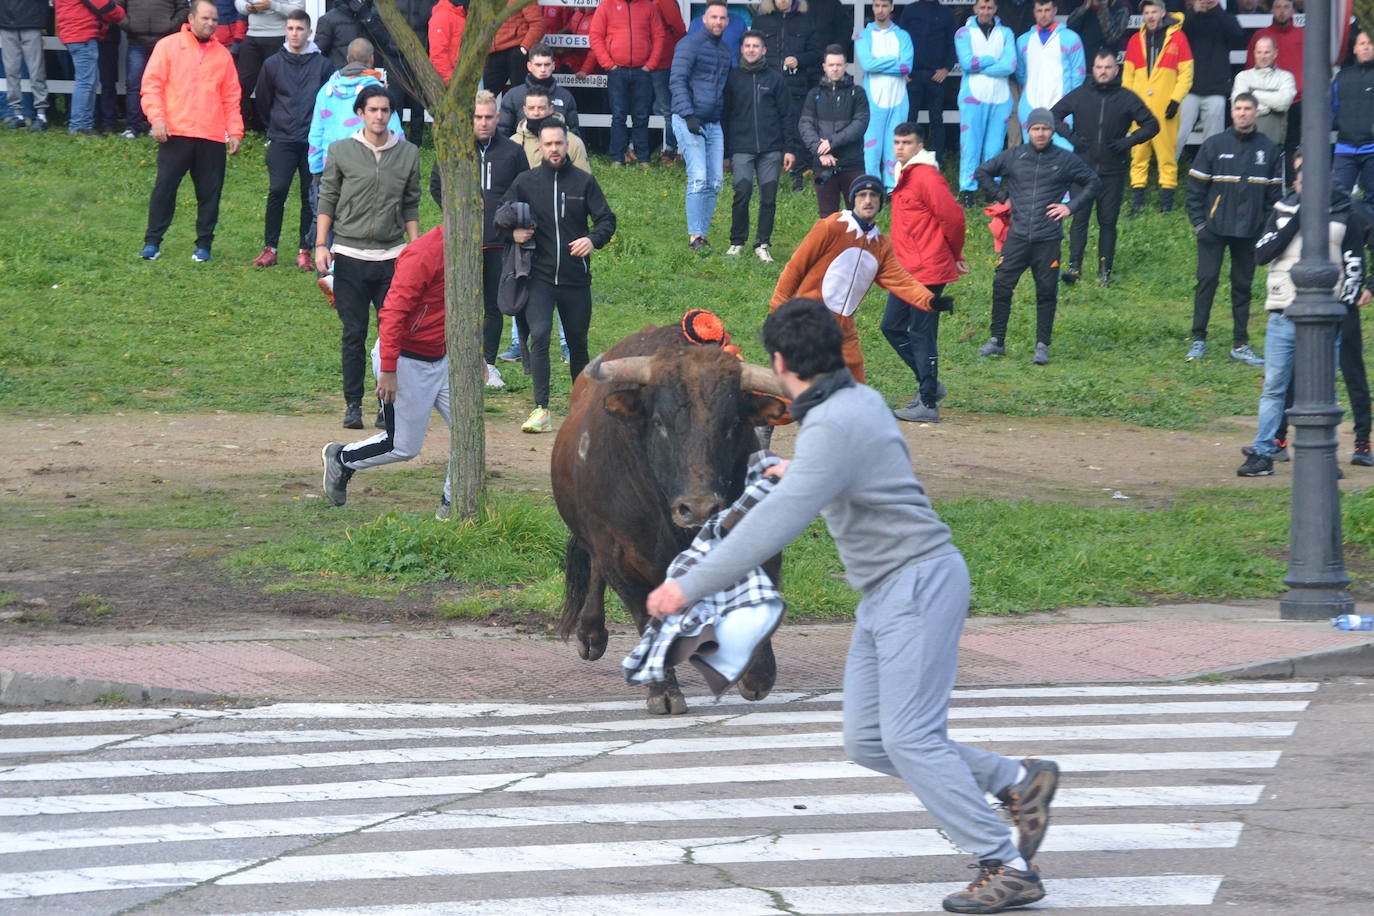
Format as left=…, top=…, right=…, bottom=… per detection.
left=376, top=371, right=397, bottom=404
left=568, top=236, right=593, bottom=257
left=1046, top=202, right=1071, bottom=221
left=646, top=579, right=687, bottom=620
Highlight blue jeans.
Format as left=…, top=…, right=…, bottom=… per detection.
left=607, top=66, right=652, bottom=163
left=673, top=114, right=723, bottom=238
left=1333, top=152, right=1374, bottom=197
left=1253, top=312, right=1296, bottom=456
left=125, top=43, right=154, bottom=134
left=65, top=39, right=98, bottom=132
left=650, top=68, right=676, bottom=153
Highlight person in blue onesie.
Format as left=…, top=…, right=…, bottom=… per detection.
left=1014, top=0, right=1084, bottom=149
left=954, top=0, right=1016, bottom=204
left=855, top=0, right=912, bottom=190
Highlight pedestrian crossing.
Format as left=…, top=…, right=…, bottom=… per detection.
left=0, top=680, right=1319, bottom=914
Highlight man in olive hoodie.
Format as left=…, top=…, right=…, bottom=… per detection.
left=314, top=84, right=421, bottom=430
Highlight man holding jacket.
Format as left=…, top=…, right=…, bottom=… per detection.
left=723, top=30, right=793, bottom=263
left=252, top=8, right=331, bottom=270
left=1184, top=92, right=1283, bottom=367
left=975, top=107, right=1100, bottom=366
left=499, top=121, right=617, bottom=434
left=1052, top=48, right=1158, bottom=287
left=590, top=0, right=665, bottom=167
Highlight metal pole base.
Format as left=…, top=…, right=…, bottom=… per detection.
left=1280, top=587, right=1354, bottom=620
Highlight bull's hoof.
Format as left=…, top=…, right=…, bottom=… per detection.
left=646, top=687, right=688, bottom=715
left=736, top=677, right=774, bottom=702
left=576, top=626, right=609, bottom=661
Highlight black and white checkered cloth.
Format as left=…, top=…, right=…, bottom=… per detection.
left=622, top=451, right=787, bottom=691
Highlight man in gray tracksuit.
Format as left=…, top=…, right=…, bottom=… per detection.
left=646, top=297, right=1063, bottom=916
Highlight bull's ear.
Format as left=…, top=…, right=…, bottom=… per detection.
left=603, top=389, right=645, bottom=421
left=745, top=394, right=788, bottom=426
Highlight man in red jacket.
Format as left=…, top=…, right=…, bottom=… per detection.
left=590, top=0, right=665, bottom=166
left=321, top=224, right=458, bottom=520
left=53, top=0, right=125, bottom=134
left=648, top=0, right=685, bottom=161
left=882, top=121, right=966, bottom=423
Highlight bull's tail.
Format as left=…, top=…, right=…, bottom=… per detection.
left=557, top=534, right=592, bottom=639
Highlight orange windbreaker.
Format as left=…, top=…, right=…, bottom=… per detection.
left=141, top=24, right=244, bottom=142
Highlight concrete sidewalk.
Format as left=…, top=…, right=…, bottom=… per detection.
left=2, top=601, right=1372, bottom=706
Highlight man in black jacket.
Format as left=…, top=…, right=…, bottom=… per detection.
left=1333, top=30, right=1374, bottom=196
left=751, top=0, right=818, bottom=190
left=723, top=30, right=793, bottom=263
left=497, top=42, right=581, bottom=138
left=317, top=0, right=429, bottom=146
left=1052, top=48, right=1158, bottom=286
left=430, top=90, right=527, bottom=389
left=1176, top=0, right=1241, bottom=163
left=1184, top=92, right=1283, bottom=366
left=499, top=121, right=617, bottom=434
left=799, top=45, right=869, bottom=217
left=975, top=107, right=1100, bottom=365
left=252, top=8, right=332, bottom=270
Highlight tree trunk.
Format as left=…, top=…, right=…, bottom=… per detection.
left=374, top=0, right=537, bottom=520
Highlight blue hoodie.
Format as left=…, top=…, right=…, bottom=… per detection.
left=307, top=62, right=403, bottom=174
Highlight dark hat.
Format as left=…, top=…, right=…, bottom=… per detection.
left=848, top=174, right=885, bottom=208
left=1025, top=107, right=1055, bottom=129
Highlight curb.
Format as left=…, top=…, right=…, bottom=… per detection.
left=0, top=669, right=227, bottom=708
left=1201, top=640, right=1374, bottom=680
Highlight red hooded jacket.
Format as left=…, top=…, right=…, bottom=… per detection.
left=54, top=0, right=125, bottom=44
left=589, top=0, right=666, bottom=71
left=890, top=153, right=967, bottom=286
left=378, top=226, right=446, bottom=371
left=428, top=0, right=466, bottom=81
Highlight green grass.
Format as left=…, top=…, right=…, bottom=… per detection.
left=1, top=131, right=1260, bottom=427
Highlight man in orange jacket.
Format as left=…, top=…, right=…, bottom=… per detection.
left=138, top=0, right=243, bottom=263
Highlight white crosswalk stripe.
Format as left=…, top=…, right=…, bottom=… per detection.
left=0, top=682, right=1319, bottom=913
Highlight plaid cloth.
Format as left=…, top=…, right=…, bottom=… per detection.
left=622, top=451, right=787, bottom=694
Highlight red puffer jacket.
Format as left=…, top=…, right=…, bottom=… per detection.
left=378, top=226, right=447, bottom=370
left=490, top=1, right=544, bottom=53
left=647, top=0, right=684, bottom=70
left=890, top=154, right=967, bottom=286
left=428, top=0, right=466, bottom=81
left=589, top=0, right=665, bottom=71
left=54, top=0, right=125, bottom=45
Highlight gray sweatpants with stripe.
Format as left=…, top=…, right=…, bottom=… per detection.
left=340, top=348, right=452, bottom=503
left=842, top=551, right=1022, bottom=863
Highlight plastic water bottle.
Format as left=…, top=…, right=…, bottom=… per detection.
left=1331, top=614, right=1374, bottom=631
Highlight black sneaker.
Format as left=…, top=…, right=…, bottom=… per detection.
left=959, top=190, right=975, bottom=208
left=942, top=860, right=1046, bottom=914
left=1237, top=452, right=1275, bottom=477
left=1354, top=441, right=1373, bottom=467
left=1128, top=188, right=1145, bottom=218
left=790, top=171, right=805, bottom=193
left=1159, top=188, right=1176, bottom=212
left=996, top=758, right=1058, bottom=861
left=1243, top=438, right=1289, bottom=462
left=342, top=401, right=363, bottom=429
left=320, top=443, right=353, bottom=506
left=1061, top=263, right=1081, bottom=285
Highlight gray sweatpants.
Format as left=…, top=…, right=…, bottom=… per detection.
left=0, top=28, right=47, bottom=115
left=842, top=551, right=1022, bottom=863
left=341, top=348, right=452, bottom=503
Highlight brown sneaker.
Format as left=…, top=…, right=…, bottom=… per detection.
left=942, top=860, right=1045, bottom=914
left=996, top=758, right=1059, bottom=862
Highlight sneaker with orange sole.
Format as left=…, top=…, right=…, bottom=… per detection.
left=317, top=275, right=335, bottom=308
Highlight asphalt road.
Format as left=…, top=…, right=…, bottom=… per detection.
left=0, top=677, right=1368, bottom=915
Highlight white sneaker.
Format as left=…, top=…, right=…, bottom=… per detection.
left=119, top=128, right=137, bottom=139
left=725, top=245, right=744, bottom=256
left=754, top=244, right=775, bottom=263
left=485, top=364, right=505, bottom=389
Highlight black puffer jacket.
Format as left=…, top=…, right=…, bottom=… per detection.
left=751, top=9, right=820, bottom=93
left=1185, top=127, right=1284, bottom=238
left=1052, top=78, right=1159, bottom=175
left=499, top=157, right=617, bottom=287
left=429, top=132, right=528, bottom=247
left=974, top=142, right=1102, bottom=243
left=0, top=0, right=48, bottom=30
left=723, top=60, right=792, bottom=156
left=798, top=74, right=868, bottom=172
left=498, top=75, right=582, bottom=138
left=121, top=0, right=187, bottom=47
left=255, top=49, right=334, bottom=144
left=1181, top=6, right=1243, bottom=97
left=317, top=1, right=396, bottom=72
left=1334, top=60, right=1374, bottom=148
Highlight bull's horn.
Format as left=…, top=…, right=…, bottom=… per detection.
left=585, top=355, right=653, bottom=385
left=739, top=362, right=787, bottom=397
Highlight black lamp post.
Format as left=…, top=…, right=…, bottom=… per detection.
left=1280, top=0, right=1356, bottom=620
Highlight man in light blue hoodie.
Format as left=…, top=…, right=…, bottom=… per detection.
left=854, top=0, right=912, bottom=190
left=953, top=0, right=1016, bottom=205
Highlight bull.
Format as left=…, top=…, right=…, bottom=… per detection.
left=551, top=323, right=788, bottom=714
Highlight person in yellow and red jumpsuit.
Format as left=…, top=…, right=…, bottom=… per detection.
left=1123, top=0, right=1192, bottom=215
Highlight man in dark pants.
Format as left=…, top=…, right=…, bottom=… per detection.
left=723, top=29, right=793, bottom=263
left=750, top=0, right=817, bottom=191
left=899, top=0, right=956, bottom=166
left=138, top=0, right=242, bottom=263
left=884, top=123, right=965, bottom=423
left=252, top=8, right=331, bottom=270
left=314, top=85, right=421, bottom=430
left=499, top=121, right=616, bottom=434
left=1052, top=48, right=1158, bottom=286
left=1332, top=31, right=1374, bottom=197
left=1184, top=92, right=1283, bottom=367
left=975, top=107, right=1099, bottom=365
left=429, top=90, right=527, bottom=389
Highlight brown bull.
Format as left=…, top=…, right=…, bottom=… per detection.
left=551, top=323, right=787, bottom=714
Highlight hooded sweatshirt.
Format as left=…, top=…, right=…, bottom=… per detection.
left=307, top=62, right=403, bottom=174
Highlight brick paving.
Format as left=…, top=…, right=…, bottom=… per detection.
left=1, top=609, right=1371, bottom=702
